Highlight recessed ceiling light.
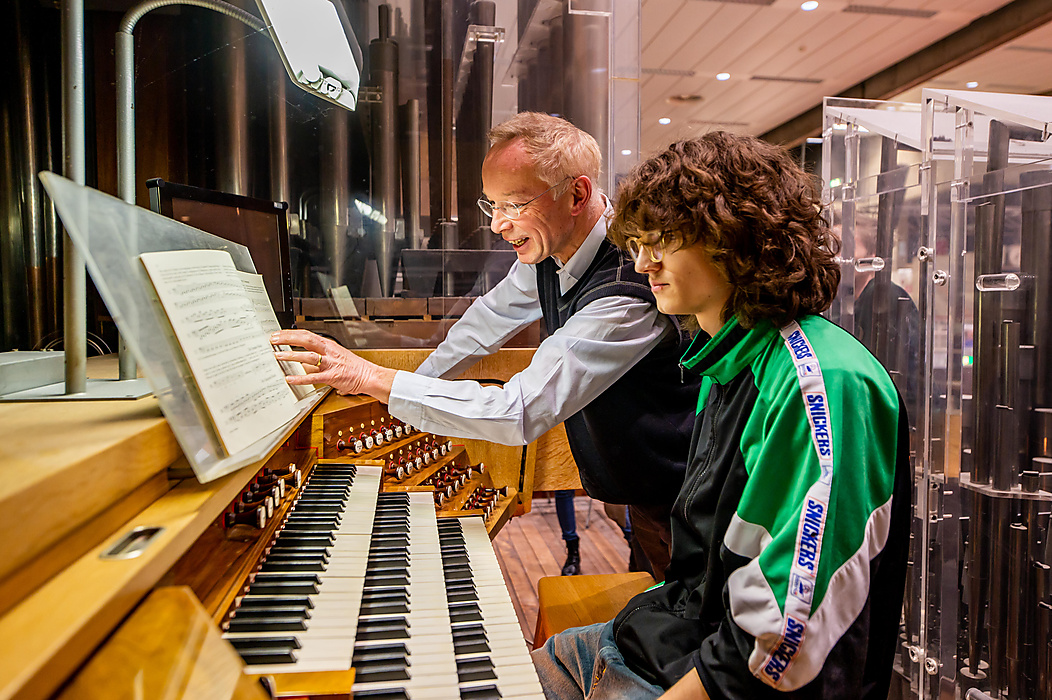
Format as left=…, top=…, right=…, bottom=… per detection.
left=716, top=72, right=731, bottom=81
left=658, top=117, right=672, bottom=125
left=966, top=81, right=979, bottom=89
left=621, top=149, right=633, bottom=156
left=801, top=1, right=818, bottom=10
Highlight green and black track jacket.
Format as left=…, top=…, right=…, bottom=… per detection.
left=612, top=314, right=911, bottom=698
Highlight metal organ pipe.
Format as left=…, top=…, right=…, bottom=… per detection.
left=14, top=0, right=45, bottom=350
left=370, top=3, right=400, bottom=296
left=455, top=0, right=495, bottom=247
left=216, top=15, right=250, bottom=195
left=320, top=109, right=352, bottom=291
left=564, top=8, right=608, bottom=173
left=400, top=99, right=423, bottom=250
left=269, top=62, right=290, bottom=207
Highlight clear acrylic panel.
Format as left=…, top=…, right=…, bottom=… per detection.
left=921, top=88, right=1052, bottom=700
left=39, top=172, right=324, bottom=483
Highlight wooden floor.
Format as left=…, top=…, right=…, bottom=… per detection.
left=492, top=494, right=632, bottom=645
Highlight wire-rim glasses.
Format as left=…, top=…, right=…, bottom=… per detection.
left=477, top=175, right=573, bottom=220
left=626, top=231, right=679, bottom=263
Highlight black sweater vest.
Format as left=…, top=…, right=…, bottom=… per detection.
left=536, top=239, right=700, bottom=505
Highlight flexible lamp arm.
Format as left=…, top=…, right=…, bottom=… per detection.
left=112, top=0, right=266, bottom=381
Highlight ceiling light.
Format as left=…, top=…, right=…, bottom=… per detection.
left=658, top=117, right=671, bottom=125
left=716, top=72, right=731, bottom=81
left=966, top=81, right=979, bottom=89
left=621, top=149, right=633, bottom=156
left=801, top=1, right=818, bottom=10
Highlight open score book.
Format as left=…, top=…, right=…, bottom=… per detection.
left=140, top=248, right=314, bottom=456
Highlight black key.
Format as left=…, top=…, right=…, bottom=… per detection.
left=360, top=598, right=410, bottom=615
left=352, top=689, right=408, bottom=700
left=253, top=572, right=320, bottom=584
left=367, top=553, right=410, bottom=566
left=231, top=606, right=310, bottom=620
left=444, top=563, right=473, bottom=578
left=365, top=573, right=410, bottom=588
left=237, top=595, right=313, bottom=609
left=456, top=656, right=497, bottom=682
left=281, top=521, right=338, bottom=532
left=289, top=503, right=346, bottom=513
left=226, top=635, right=300, bottom=651
left=247, top=579, right=318, bottom=595
left=363, top=560, right=409, bottom=574
left=449, top=602, right=484, bottom=623
left=226, top=616, right=308, bottom=632
left=265, top=551, right=330, bottom=562
left=274, top=534, right=334, bottom=546
left=260, top=559, right=327, bottom=572
left=453, top=633, right=491, bottom=655
left=355, top=617, right=409, bottom=641
left=354, top=663, right=410, bottom=683
left=352, top=642, right=409, bottom=662
left=233, top=648, right=298, bottom=665
left=446, top=586, right=479, bottom=603
left=460, top=685, right=502, bottom=700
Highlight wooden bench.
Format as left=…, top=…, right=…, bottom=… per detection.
left=532, top=572, right=657, bottom=650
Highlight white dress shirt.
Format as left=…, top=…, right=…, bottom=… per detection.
left=387, top=200, right=673, bottom=446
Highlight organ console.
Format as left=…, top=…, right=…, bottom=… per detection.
left=0, top=351, right=564, bottom=699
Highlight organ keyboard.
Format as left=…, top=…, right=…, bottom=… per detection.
left=0, top=356, right=570, bottom=699
left=216, top=460, right=542, bottom=698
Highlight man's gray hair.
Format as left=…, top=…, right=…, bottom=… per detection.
left=488, top=112, right=602, bottom=188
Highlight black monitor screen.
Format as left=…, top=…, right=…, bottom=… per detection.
left=147, top=179, right=294, bottom=328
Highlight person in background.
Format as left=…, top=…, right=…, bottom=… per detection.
left=555, top=490, right=581, bottom=575
left=531, top=132, right=911, bottom=699
left=272, top=112, right=699, bottom=581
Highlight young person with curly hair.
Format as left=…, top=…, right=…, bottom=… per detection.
left=531, top=131, right=911, bottom=700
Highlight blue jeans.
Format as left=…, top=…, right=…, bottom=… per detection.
left=555, top=489, right=578, bottom=542
left=531, top=621, right=664, bottom=700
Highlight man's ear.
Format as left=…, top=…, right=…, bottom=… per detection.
left=569, top=176, right=593, bottom=216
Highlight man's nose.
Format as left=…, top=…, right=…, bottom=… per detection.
left=490, top=210, right=512, bottom=234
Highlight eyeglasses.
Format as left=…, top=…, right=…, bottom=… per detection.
left=625, top=231, right=679, bottom=263
left=477, top=176, right=573, bottom=220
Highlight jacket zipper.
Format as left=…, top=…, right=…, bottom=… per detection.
left=681, top=382, right=723, bottom=524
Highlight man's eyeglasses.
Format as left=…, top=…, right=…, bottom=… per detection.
left=477, top=176, right=573, bottom=220
left=625, top=231, right=679, bottom=263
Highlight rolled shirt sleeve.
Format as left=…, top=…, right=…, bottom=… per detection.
left=389, top=295, right=672, bottom=446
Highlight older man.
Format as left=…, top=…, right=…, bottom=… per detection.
left=273, top=112, right=698, bottom=578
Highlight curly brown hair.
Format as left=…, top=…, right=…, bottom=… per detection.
left=610, top=132, right=840, bottom=329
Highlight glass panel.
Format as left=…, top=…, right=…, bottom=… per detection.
left=0, top=0, right=639, bottom=356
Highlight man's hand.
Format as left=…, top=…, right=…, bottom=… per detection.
left=270, top=329, right=397, bottom=402
left=659, top=668, right=709, bottom=700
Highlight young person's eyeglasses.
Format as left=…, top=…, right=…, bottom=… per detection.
left=477, top=176, right=573, bottom=220
left=625, top=231, right=680, bottom=263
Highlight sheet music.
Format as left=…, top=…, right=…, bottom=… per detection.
left=236, top=270, right=315, bottom=401
left=140, top=249, right=299, bottom=455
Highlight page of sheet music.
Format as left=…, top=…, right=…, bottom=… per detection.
left=236, top=270, right=315, bottom=401
left=140, top=249, right=299, bottom=455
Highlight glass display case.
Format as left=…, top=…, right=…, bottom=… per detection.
left=921, top=89, right=1052, bottom=700
left=824, top=91, right=1052, bottom=700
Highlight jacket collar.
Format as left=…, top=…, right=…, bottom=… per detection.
left=681, top=316, right=776, bottom=384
